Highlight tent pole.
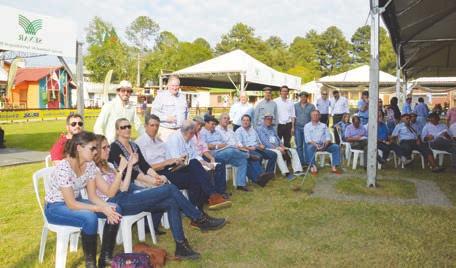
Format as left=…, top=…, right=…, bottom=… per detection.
left=395, top=46, right=403, bottom=107
left=367, top=0, right=379, bottom=187
left=240, top=72, right=245, bottom=94
left=76, top=41, right=84, bottom=117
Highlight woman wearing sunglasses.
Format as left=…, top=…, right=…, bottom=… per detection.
left=105, top=119, right=225, bottom=259
left=44, top=131, right=122, bottom=268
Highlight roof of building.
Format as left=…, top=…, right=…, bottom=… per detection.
left=14, top=66, right=63, bottom=85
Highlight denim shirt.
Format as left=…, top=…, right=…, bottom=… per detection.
left=257, top=124, right=281, bottom=149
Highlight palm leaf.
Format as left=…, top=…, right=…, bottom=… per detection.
left=18, top=15, right=31, bottom=32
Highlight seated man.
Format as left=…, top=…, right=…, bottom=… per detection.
left=391, top=113, right=443, bottom=172
left=200, top=115, right=250, bottom=191
left=410, top=112, right=424, bottom=138
left=136, top=115, right=231, bottom=210
left=256, top=113, right=303, bottom=179
left=422, top=113, right=456, bottom=169
left=304, top=110, right=341, bottom=174
left=377, top=111, right=409, bottom=165
left=191, top=116, right=228, bottom=198
left=234, top=114, right=275, bottom=189
left=344, top=115, right=368, bottom=166
left=49, top=113, right=84, bottom=165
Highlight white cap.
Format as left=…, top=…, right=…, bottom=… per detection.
left=118, top=80, right=132, bottom=89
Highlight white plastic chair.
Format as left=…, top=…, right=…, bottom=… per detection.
left=432, top=149, right=452, bottom=167
left=225, top=164, right=240, bottom=186
left=33, top=167, right=81, bottom=268
left=402, top=150, right=425, bottom=169
left=314, top=151, right=333, bottom=167
left=344, top=143, right=365, bottom=170
left=45, top=155, right=52, bottom=168
left=161, top=189, right=189, bottom=230
left=378, top=150, right=398, bottom=170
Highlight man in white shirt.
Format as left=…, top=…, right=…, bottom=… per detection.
left=331, top=90, right=350, bottom=138
left=94, top=80, right=142, bottom=143
left=422, top=113, right=456, bottom=169
left=151, top=75, right=188, bottom=141
left=316, top=91, right=331, bottom=125
left=274, top=85, right=296, bottom=148
left=229, top=92, right=253, bottom=132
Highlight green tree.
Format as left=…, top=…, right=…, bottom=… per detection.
left=312, top=26, right=351, bottom=75
left=125, top=16, right=160, bottom=52
left=85, top=17, right=118, bottom=46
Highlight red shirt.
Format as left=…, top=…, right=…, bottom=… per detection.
left=50, top=134, right=69, bottom=161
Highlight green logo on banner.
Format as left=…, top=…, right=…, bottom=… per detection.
left=18, top=15, right=43, bottom=35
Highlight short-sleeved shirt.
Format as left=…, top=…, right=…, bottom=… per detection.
left=316, top=98, right=330, bottom=114
left=304, top=122, right=331, bottom=144
left=45, top=160, right=98, bottom=203
left=294, top=102, right=315, bottom=128
left=421, top=123, right=449, bottom=142
left=414, top=103, right=429, bottom=117
left=391, top=122, right=418, bottom=142
left=229, top=102, right=254, bottom=126
left=357, top=99, right=369, bottom=118
left=235, top=126, right=261, bottom=147
left=50, top=134, right=68, bottom=161
left=344, top=124, right=368, bottom=139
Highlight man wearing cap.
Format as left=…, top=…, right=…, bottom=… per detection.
left=94, top=80, right=142, bottom=143
left=50, top=113, right=84, bottom=165
left=274, top=85, right=295, bottom=148
left=152, top=75, right=188, bottom=141
left=200, top=115, right=250, bottom=190
left=402, top=96, right=413, bottom=114
left=294, top=91, right=315, bottom=165
left=257, top=113, right=303, bottom=179
left=391, top=113, right=443, bottom=172
left=331, top=90, right=350, bottom=144
left=253, top=87, right=278, bottom=128
left=229, top=92, right=253, bottom=132
left=421, top=113, right=456, bottom=169
left=316, top=91, right=331, bottom=125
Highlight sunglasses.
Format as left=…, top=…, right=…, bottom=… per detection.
left=70, top=122, right=84, bottom=127
left=85, top=145, right=97, bottom=152
left=119, top=125, right=132, bottom=130
left=102, top=145, right=110, bottom=150
left=119, top=88, right=133, bottom=94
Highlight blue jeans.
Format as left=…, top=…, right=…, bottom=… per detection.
left=295, top=126, right=306, bottom=165
left=252, top=149, right=277, bottom=173
left=213, top=147, right=248, bottom=187
left=246, top=159, right=264, bottom=182
left=45, top=198, right=122, bottom=235
left=305, top=143, right=341, bottom=167
left=203, top=156, right=227, bottom=194
left=113, top=183, right=202, bottom=242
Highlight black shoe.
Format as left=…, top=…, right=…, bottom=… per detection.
left=175, top=239, right=201, bottom=260
left=236, top=186, right=251, bottom=192
left=81, top=233, right=97, bottom=268
left=98, top=222, right=120, bottom=267
left=256, top=172, right=274, bottom=187
left=190, top=213, right=226, bottom=231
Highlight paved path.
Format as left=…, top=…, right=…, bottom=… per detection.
left=311, top=173, right=453, bottom=208
left=0, top=148, right=48, bottom=167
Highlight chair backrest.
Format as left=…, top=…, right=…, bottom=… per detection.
left=45, top=155, right=52, bottom=168
left=33, top=167, right=55, bottom=224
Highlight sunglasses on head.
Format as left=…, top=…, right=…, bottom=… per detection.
left=70, top=122, right=84, bottom=127
left=119, top=125, right=132, bottom=130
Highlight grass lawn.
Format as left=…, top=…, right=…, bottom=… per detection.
left=1, top=161, right=456, bottom=267
left=335, top=177, right=417, bottom=199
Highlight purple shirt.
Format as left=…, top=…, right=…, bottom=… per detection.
left=344, top=124, right=368, bottom=139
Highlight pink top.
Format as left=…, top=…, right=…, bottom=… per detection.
left=447, top=107, right=456, bottom=126
left=45, top=160, right=98, bottom=203
left=192, top=133, right=209, bottom=156
left=96, top=163, right=116, bottom=201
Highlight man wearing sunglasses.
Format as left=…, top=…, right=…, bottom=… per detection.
left=94, top=80, right=142, bottom=143
left=49, top=114, right=84, bottom=165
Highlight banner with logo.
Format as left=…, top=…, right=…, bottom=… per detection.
left=0, top=109, right=100, bottom=123
left=0, top=5, right=77, bottom=58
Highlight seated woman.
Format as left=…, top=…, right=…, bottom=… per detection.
left=102, top=122, right=226, bottom=259
left=334, top=113, right=350, bottom=142
left=44, top=131, right=121, bottom=268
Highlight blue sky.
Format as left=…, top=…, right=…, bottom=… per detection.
left=1, top=0, right=371, bottom=66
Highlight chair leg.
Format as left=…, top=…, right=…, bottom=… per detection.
left=55, top=232, right=70, bottom=268
left=146, top=214, right=157, bottom=244
left=38, top=226, right=48, bottom=263
left=69, top=232, right=79, bottom=252
left=352, top=152, right=359, bottom=170
left=121, top=221, right=134, bottom=253
left=438, top=154, right=444, bottom=166
left=161, top=212, right=170, bottom=229
left=98, top=219, right=105, bottom=243
left=420, top=155, right=425, bottom=169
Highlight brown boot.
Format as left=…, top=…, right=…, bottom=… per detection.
left=208, top=193, right=232, bottom=210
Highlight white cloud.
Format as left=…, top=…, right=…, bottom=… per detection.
left=1, top=0, right=370, bottom=46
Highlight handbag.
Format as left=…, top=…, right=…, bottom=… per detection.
left=111, top=253, right=151, bottom=268
left=133, top=242, right=168, bottom=268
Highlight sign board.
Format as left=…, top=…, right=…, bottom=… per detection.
left=0, top=109, right=100, bottom=123
left=0, top=5, right=77, bottom=58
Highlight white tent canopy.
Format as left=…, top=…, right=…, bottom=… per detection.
left=163, top=49, right=301, bottom=91
left=318, top=65, right=398, bottom=85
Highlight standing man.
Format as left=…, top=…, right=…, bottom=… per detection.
left=294, top=91, right=315, bottom=165
left=50, top=114, right=84, bottom=165
left=253, top=87, right=278, bottom=128
left=402, top=96, right=412, bottom=114
left=229, top=91, right=253, bottom=132
left=413, top=97, right=429, bottom=127
left=152, top=75, right=188, bottom=141
left=274, top=85, right=295, bottom=148
left=94, top=80, right=142, bottom=143
left=331, top=90, right=350, bottom=144
left=316, top=91, right=331, bottom=125
left=357, top=91, right=369, bottom=125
